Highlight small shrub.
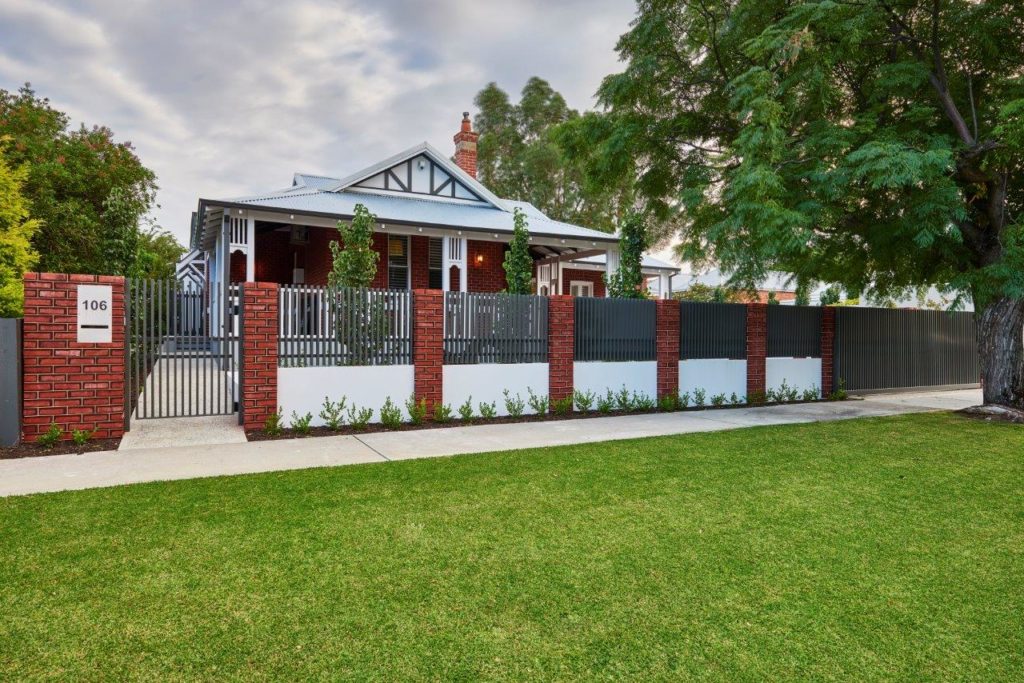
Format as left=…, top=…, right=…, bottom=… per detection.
left=319, top=396, right=347, bottom=430
left=405, top=394, right=428, bottom=425
left=710, top=393, right=726, bottom=407
left=729, top=392, right=742, bottom=405
left=71, top=428, right=94, bottom=447
left=347, top=405, right=373, bottom=430
left=829, top=377, right=849, bottom=401
left=551, top=396, right=573, bottom=415
left=527, top=388, right=550, bottom=416
left=802, top=386, right=820, bottom=402
left=290, top=411, right=314, bottom=436
left=432, top=402, right=453, bottom=423
left=36, top=422, right=63, bottom=447
left=503, top=389, right=525, bottom=418
left=693, top=388, right=707, bottom=408
left=632, top=392, right=656, bottom=411
left=380, top=398, right=404, bottom=429
left=478, top=401, right=498, bottom=419
left=780, top=380, right=799, bottom=402
left=658, top=394, right=680, bottom=411
left=596, top=390, right=615, bottom=413
left=264, top=408, right=284, bottom=436
left=573, top=389, right=596, bottom=412
left=615, top=386, right=633, bottom=412
left=679, top=392, right=691, bottom=408
left=458, top=397, right=474, bottom=421
left=765, top=387, right=780, bottom=403
left=748, top=390, right=766, bottom=406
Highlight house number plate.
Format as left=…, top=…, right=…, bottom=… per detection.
left=77, top=284, right=113, bottom=343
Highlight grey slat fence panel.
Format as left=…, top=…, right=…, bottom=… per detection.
left=278, top=285, right=411, bottom=366
left=834, top=307, right=979, bottom=391
left=575, top=297, right=656, bottom=361
left=767, top=305, right=822, bottom=357
left=679, top=302, right=747, bottom=360
left=444, top=292, right=548, bottom=364
left=0, top=318, right=22, bottom=446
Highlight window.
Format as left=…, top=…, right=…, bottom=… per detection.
left=428, top=237, right=443, bottom=289
left=570, top=280, right=594, bottom=297
left=388, top=235, right=409, bottom=290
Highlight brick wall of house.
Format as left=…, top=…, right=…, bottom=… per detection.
left=413, top=289, right=443, bottom=413
left=821, top=306, right=836, bottom=397
left=21, top=273, right=126, bottom=441
left=240, top=282, right=279, bottom=430
left=746, top=303, right=767, bottom=400
left=656, top=299, right=680, bottom=400
left=255, top=230, right=301, bottom=285
left=467, top=239, right=507, bottom=292
left=548, top=296, right=575, bottom=405
left=560, top=268, right=607, bottom=297
left=411, top=235, right=431, bottom=289
left=229, top=249, right=247, bottom=284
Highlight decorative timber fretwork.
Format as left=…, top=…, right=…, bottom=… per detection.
left=353, top=154, right=486, bottom=203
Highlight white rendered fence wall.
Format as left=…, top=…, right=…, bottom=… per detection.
left=767, top=357, right=822, bottom=396
left=443, top=363, right=549, bottom=416
left=278, top=365, right=414, bottom=425
left=679, top=359, right=747, bottom=400
left=573, top=361, right=658, bottom=400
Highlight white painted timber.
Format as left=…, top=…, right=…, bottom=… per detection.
left=574, top=361, right=657, bottom=400
left=767, top=357, right=823, bottom=397
left=278, top=365, right=414, bottom=425
left=679, top=359, right=747, bottom=401
left=443, top=363, right=549, bottom=416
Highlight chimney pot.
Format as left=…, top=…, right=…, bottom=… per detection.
left=454, top=111, right=479, bottom=179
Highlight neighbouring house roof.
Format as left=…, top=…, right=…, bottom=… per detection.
left=196, top=142, right=620, bottom=249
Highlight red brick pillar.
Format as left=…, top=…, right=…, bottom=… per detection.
left=21, top=273, right=126, bottom=441
left=240, top=282, right=279, bottom=430
left=746, top=303, right=767, bottom=401
left=821, top=306, right=836, bottom=397
left=413, top=289, right=443, bottom=413
left=548, top=295, right=575, bottom=405
left=656, top=299, right=680, bottom=399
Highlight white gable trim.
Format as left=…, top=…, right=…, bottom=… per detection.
left=330, top=142, right=510, bottom=212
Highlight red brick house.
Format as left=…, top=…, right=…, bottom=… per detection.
left=188, top=114, right=678, bottom=297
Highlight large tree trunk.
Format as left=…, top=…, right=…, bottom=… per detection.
left=977, top=295, right=1024, bottom=408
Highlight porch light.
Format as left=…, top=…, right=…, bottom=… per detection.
left=475, top=254, right=484, bottom=265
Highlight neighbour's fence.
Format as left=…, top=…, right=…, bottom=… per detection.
left=278, top=285, right=412, bottom=366
left=768, top=305, right=822, bottom=357
left=834, top=307, right=979, bottom=391
left=575, top=297, right=656, bottom=361
left=444, top=292, right=548, bottom=364
left=679, top=302, right=747, bottom=359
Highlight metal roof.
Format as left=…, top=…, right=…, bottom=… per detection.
left=570, top=253, right=681, bottom=274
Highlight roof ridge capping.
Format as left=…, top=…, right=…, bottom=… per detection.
left=328, top=141, right=511, bottom=213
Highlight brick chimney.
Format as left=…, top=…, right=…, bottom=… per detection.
left=453, top=111, right=479, bottom=179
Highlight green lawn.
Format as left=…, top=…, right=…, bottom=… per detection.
left=1, top=413, right=1022, bottom=681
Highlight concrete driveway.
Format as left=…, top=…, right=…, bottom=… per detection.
left=0, top=389, right=984, bottom=497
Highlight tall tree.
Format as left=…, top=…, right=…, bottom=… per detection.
left=606, top=211, right=648, bottom=298
left=588, top=0, right=1024, bottom=407
left=503, top=208, right=534, bottom=294
left=0, top=142, right=40, bottom=317
left=328, top=204, right=379, bottom=289
left=0, top=84, right=157, bottom=275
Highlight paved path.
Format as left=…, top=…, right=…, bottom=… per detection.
left=0, top=389, right=982, bottom=497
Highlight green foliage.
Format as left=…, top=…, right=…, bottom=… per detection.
left=346, top=405, right=373, bottom=430
left=596, top=390, right=615, bottom=413
left=380, top=398, right=403, bottom=429
left=458, top=398, right=475, bottom=421
left=432, top=403, right=453, bottom=424
left=551, top=396, right=573, bottom=416
left=36, top=422, right=62, bottom=447
left=502, top=208, right=533, bottom=294
left=605, top=212, right=648, bottom=299
left=526, top=387, right=550, bottom=416
left=829, top=378, right=849, bottom=402
left=674, top=283, right=744, bottom=303
left=766, top=292, right=780, bottom=306
left=131, top=225, right=185, bottom=280
left=478, top=401, right=498, bottom=420
left=802, top=387, right=821, bottom=402
left=794, top=280, right=813, bottom=307
left=0, top=84, right=157, bottom=275
left=503, top=390, right=525, bottom=418
left=679, top=392, right=691, bottom=408
left=632, top=392, right=656, bottom=411
left=319, top=397, right=347, bottom=430
left=328, top=204, right=379, bottom=289
left=730, top=393, right=742, bottom=406
left=615, top=386, right=633, bottom=412
left=405, top=395, right=428, bottom=426
left=264, top=408, right=284, bottom=437
left=70, top=428, right=93, bottom=447
left=710, top=393, right=727, bottom=407
left=748, top=390, right=767, bottom=407
left=658, top=394, right=681, bottom=412
left=693, top=389, right=707, bottom=408
left=0, top=142, right=39, bottom=317
left=573, top=389, right=596, bottom=412
left=819, top=285, right=842, bottom=307
left=290, top=412, right=313, bottom=436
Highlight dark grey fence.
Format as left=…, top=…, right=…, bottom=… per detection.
left=768, top=305, right=822, bottom=357
left=575, top=297, right=656, bottom=361
left=444, top=292, right=548, bottom=364
left=1, top=318, right=21, bottom=446
left=835, top=307, right=979, bottom=391
left=679, top=302, right=747, bottom=360
left=279, top=286, right=412, bottom=366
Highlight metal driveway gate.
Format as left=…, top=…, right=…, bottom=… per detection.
left=125, top=278, right=238, bottom=425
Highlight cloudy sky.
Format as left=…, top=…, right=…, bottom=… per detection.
left=0, top=0, right=636, bottom=246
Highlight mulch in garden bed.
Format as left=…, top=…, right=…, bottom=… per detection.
left=0, top=438, right=122, bottom=460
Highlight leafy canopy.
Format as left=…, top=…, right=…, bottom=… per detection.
left=328, top=204, right=379, bottom=289
left=0, top=141, right=40, bottom=317
left=503, top=208, right=533, bottom=294
left=606, top=211, right=648, bottom=298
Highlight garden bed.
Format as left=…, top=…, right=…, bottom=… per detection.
left=0, top=438, right=122, bottom=460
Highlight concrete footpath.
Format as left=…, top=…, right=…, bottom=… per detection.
left=0, top=389, right=982, bottom=497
